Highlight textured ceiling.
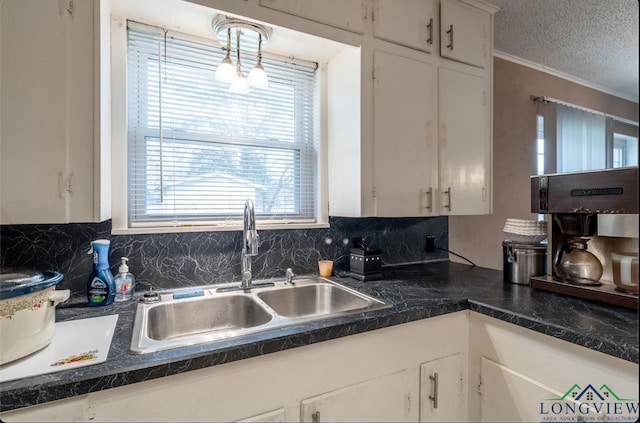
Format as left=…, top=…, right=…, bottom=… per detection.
left=485, top=0, right=639, bottom=102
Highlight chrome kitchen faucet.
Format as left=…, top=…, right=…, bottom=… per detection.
left=240, top=199, right=259, bottom=289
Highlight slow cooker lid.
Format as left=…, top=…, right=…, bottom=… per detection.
left=0, top=267, right=63, bottom=300
left=0, top=268, right=45, bottom=285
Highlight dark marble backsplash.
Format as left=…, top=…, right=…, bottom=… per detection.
left=0, top=216, right=448, bottom=301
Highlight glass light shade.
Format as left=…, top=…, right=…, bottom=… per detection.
left=230, top=73, right=250, bottom=94
left=248, top=62, right=269, bottom=88
left=215, top=56, right=235, bottom=83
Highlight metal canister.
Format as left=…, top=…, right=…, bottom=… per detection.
left=502, top=241, right=547, bottom=285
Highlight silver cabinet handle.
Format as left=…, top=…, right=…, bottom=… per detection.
left=424, top=188, right=433, bottom=210
left=443, top=187, right=452, bottom=211
left=429, top=372, right=439, bottom=409
left=426, top=18, right=434, bottom=44
left=312, top=411, right=320, bottom=423
left=446, top=24, right=454, bottom=50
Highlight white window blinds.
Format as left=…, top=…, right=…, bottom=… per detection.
left=555, top=104, right=606, bottom=172
left=127, top=23, right=319, bottom=227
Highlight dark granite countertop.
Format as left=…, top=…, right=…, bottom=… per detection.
left=0, top=262, right=637, bottom=412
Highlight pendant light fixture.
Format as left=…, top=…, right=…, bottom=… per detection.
left=215, top=28, right=235, bottom=83
left=229, top=29, right=250, bottom=94
left=248, top=34, right=268, bottom=88
left=212, top=15, right=272, bottom=93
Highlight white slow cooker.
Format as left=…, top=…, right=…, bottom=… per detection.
left=0, top=268, right=70, bottom=365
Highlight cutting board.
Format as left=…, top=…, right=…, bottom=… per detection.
left=0, top=314, right=118, bottom=383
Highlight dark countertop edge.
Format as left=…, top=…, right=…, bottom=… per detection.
left=467, top=301, right=638, bottom=363
left=1, top=299, right=636, bottom=413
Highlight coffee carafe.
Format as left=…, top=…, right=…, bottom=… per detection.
left=553, top=238, right=603, bottom=285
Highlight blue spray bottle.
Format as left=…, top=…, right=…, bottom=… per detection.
left=87, top=239, right=116, bottom=306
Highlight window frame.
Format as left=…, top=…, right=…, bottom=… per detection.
left=110, top=17, right=329, bottom=234
left=539, top=102, right=638, bottom=174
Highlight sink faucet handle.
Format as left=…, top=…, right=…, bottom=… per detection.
left=285, top=268, right=295, bottom=284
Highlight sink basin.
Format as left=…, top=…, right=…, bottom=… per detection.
left=257, top=283, right=373, bottom=318
left=130, top=278, right=389, bottom=354
left=147, top=295, right=272, bottom=341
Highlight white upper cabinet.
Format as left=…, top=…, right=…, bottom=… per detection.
left=0, top=0, right=108, bottom=224
left=439, top=0, right=490, bottom=68
left=236, top=408, right=286, bottom=422
left=258, top=0, right=367, bottom=34
left=328, top=0, right=495, bottom=217
left=373, top=0, right=438, bottom=54
left=438, top=66, right=490, bottom=215
left=373, top=50, right=438, bottom=216
left=1, top=0, right=495, bottom=224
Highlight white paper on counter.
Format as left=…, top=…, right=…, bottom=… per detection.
left=0, top=314, right=118, bottom=383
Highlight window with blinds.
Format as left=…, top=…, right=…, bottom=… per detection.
left=127, top=24, right=319, bottom=227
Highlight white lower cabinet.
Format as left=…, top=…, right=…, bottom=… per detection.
left=300, top=369, right=414, bottom=422
left=1, top=313, right=468, bottom=422
left=479, top=357, right=603, bottom=422
left=468, top=312, right=638, bottom=422
left=3, top=312, right=637, bottom=422
left=420, top=353, right=466, bottom=421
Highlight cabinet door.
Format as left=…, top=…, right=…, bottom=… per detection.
left=439, top=0, right=489, bottom=68
left=300, top=369, right=414, bottom=422
left=480, top=357, right=603, bottom=422
left=0, top=0, right=98, bottom=224
left=374, top=0, right=437, bottom=53
left=259, top=0, right=366, bottom=34
left=438, top=66, right=489, bottom=215
left=420, top=353, right=466, bottom=421
left=373, top=50, right=438, bottom=217
left=236, top=408, right=286, bottom=422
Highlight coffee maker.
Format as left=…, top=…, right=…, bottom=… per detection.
left=529, top=167, right=638, bottom=309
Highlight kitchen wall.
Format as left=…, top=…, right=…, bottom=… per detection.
left=0, top=216, right=448, bottom=302
left=449, top=57, right=639, bottom=270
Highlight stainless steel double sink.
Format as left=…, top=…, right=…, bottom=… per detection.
left=130, top=277, right=390, bottom=354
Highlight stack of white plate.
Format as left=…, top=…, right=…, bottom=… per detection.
left=503, top=218, right=547, bottom=244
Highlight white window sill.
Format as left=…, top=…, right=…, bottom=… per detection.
left=111, top=222, right=331, bottom=235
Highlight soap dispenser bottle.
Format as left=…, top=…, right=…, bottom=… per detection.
left=114, top=257, right=135, bottom=302
left=87, top=239, right=116, bottom=306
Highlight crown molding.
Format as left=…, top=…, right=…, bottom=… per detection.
left=493, top=50, right=638, bottom=104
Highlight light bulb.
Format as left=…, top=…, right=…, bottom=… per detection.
left=216, top=28, right=235, bottom=83
left=216, top=56, right=235, bottom=83
left=248, top=62, right=269, bottom=88
left=228, top=27, right=250, bottom=94
left=230, top=70, right=250, bottom=94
